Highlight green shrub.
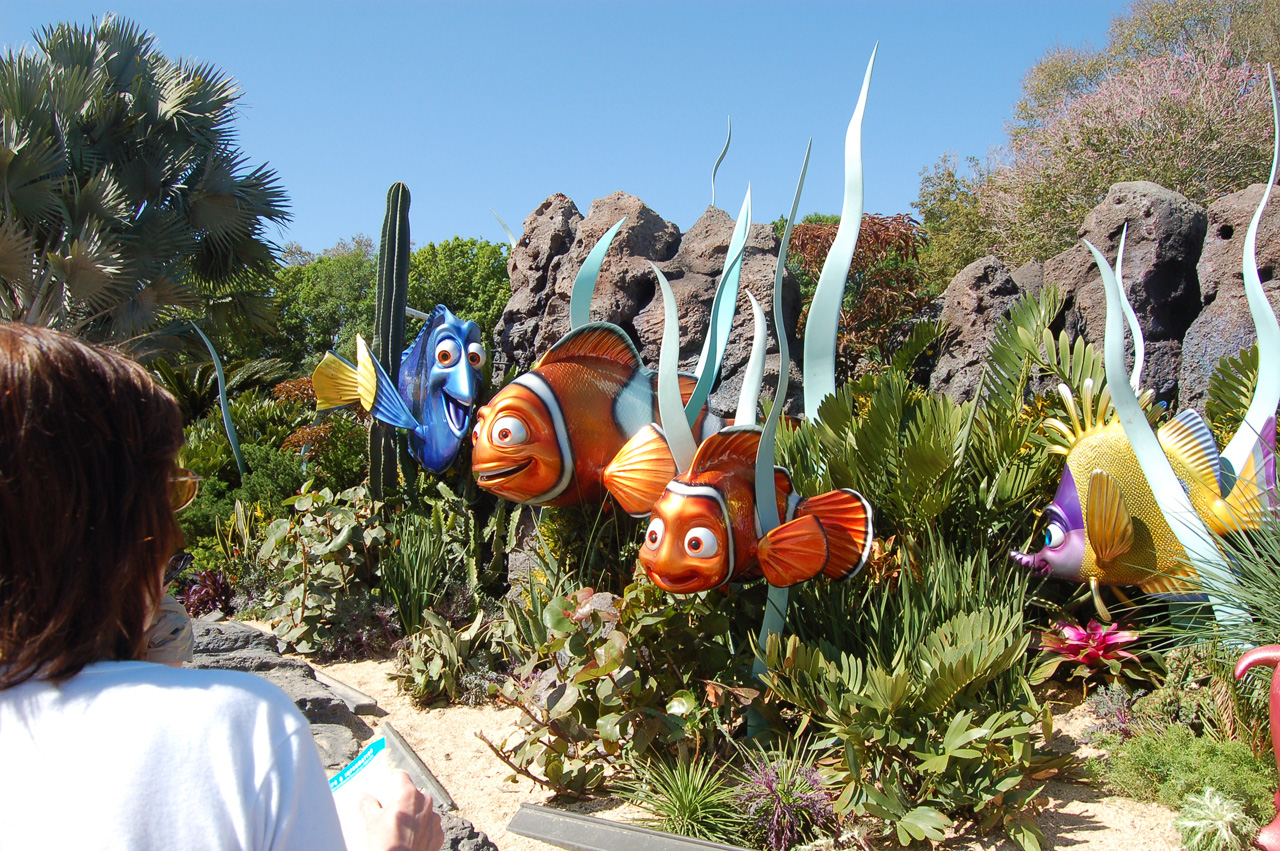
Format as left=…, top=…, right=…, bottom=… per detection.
left=1175, top=786, right=1261, bottom=851
left=255, top=485, right=388, bottom=654
left=486, top=578, right=758, bottom=797
left=1095, top=724, right=1277, bottom=822
left=392, top=611, right=503, bottom=706
left=735, top=738, right=839, bottom=851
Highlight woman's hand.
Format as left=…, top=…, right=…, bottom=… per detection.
left=358, top=769, right=444, bottom=851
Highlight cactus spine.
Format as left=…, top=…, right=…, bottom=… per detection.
left=369, top=183, right=412, bottom=500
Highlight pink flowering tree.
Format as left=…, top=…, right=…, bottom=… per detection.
left=983, top=37, right=1273, bottom=263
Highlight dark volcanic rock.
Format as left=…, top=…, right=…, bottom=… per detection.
left=1044, top=181, right=1207, bottom=403
left=441, top=812, right=499, bottom=851
left=495, top=196, right=804, bottom=417
left=1178, top=183, right=1280, bottom=410
left=929, top=256, right=1032, bottom=402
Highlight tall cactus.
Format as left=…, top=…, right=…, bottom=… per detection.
left=369, top=183, right=412, bottom=499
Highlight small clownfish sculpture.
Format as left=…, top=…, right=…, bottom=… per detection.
left=1009, top=380, right=1269, bottom=616
left=638, top=425, right=873, bottom=594
left=312, top=305, right=485, bottom=473
left=471, top=322, right=721, bottom=507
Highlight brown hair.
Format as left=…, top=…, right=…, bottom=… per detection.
left=0, top=323, right=184, bottom=688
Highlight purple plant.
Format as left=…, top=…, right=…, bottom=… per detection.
left=176, top=569, right=234, bottom=617
left=736, top=746, right=837, bottom=851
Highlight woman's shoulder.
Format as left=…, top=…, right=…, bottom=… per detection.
left=70, top=661, right=309, bottom=732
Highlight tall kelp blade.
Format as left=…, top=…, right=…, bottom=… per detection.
left=803, top=46, right=875, bottom=420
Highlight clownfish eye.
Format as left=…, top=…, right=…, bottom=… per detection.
left=684, top=527, right=719, bottom=559
left=466, top=342, right=487, bottom=368
left=492, top=415, right=527, bottom=447
left=645, top=517, right=665, bottom=550
left=435, top=339, right=461, bottom=367
left=1044, top=523, right=1066, bottom=549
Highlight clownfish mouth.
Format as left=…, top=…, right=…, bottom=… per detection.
left=477, top=459, right=532, bottom=484
left=649, top=568, right=717, bottom=594
left=442, top=393, right=471, bottom=436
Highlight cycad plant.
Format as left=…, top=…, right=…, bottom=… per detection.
left=0, top=15, right=288, bottom=347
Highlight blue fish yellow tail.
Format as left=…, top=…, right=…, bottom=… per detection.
left=796, top=488, right=874, bottom=581
left=312, top=352, right=362, bottom=412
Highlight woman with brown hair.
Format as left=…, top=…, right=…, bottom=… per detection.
left=0, top=324, right=441, bottom=851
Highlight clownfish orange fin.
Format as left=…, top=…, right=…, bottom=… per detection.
left=312, top=351, right=360, bottom=412
left=603, top=424, right=676, bottom=517
left=757, top=514, right=829, bottom=587
left=537, top=322, right=642, bottom=370
left=1086, top=469, right=1134, bottom=565
left=1157, top=409, right=1223, bottom=495
left=688, top=425, right=762, bottom=473
left=795, top=489, right=874, bottom=581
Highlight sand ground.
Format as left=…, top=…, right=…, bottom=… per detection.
left=314, top=658, right=1181, bottom=851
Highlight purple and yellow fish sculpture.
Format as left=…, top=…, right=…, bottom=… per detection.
left=1010, top=380, right=1276, bottom=617
left=637, top=425, right=873, bottom=594
left=471, top=322, right=720, bottom=507
left=312, top=305, right=485, bottom=473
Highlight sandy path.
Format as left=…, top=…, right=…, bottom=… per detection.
left=315, top=658, right=1179, bottom=850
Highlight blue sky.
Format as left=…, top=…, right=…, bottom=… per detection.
left=1, top=2, right=1130, bottom=253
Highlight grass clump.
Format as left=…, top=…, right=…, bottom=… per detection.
left=623, top=758, right=745, bottom=844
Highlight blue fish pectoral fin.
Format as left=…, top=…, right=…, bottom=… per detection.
left=1085, top=469, right=1134, bottom=565
left=757, top=514, right=829, bottom=587
left=312, top=351, right=361, bottom=412
left=355, top=335, right=420, bottom=432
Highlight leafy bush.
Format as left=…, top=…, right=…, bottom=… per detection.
left=762, top=543, right=1069, bottom=851
left=255, top=485, right=388, bottom=654
left=485, top=579, right=758, bottom=798
left=1175, top=786, right=1261, bottom=851
left=623, top=758, right=746, bottom=844
left=1095, top=724, right=1277, bottom=822
left=175, top=569, right=235, bottom=618
left=392, top=611, right=502, bottom=706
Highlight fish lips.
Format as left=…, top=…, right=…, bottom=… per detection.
left=440, top=391, right=473, bottom=437
left=476, top=458, right=534, bottom=486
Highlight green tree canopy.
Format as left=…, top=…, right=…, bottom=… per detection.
left=270, top=237, right=377, bottom=369
left=0, top=15, right=288, bottom=349
left=407, top=236, right=510, bottom=344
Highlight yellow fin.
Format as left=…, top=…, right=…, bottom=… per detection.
left=312, top=352, right=361, bottom=412
left=537, top=323, right=642, bottom=370
left=1090, top=579, right=1112, bottom=623
left=1157, top=409, right=1222, bottom=495
left=1210, top=449, right=1269, bottom=533
left=603, top=424, right=676, bottom=516
left=355, top=335, right=380, bottom=413
left=757, top=514, right=829, bottom=587
left=1086, top=469, right=1134, bottom=564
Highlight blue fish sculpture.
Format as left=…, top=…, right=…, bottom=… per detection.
left=312, top=305, right=486, bottom=473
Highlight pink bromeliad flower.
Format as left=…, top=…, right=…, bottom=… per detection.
left=1040, top=620, right=1139, bottom=667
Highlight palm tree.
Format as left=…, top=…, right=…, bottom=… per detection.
left=0, top=15, right=288, bottom=350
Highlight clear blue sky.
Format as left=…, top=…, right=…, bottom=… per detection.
left=1, top=1, right=1131, bottom=253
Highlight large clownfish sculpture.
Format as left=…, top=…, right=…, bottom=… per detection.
left=312, top=305, right=486, bottom=474
left=470, top=323, right=721, bottom=507
left=1010, top=84, right=1279, bottom=621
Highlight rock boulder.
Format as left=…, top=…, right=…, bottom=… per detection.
left=1178, top=183, right=1280, bottom=410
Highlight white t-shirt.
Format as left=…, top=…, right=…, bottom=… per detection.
left=0, top=660, right=346, bottom=851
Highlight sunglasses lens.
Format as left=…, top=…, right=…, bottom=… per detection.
left=170, top=470, right=201, bottom=510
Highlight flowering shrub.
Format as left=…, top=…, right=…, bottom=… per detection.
left=984, top=37, right=1273, bottom=263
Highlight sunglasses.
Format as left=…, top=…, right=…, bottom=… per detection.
left=170, top=468, right=203, bottom=511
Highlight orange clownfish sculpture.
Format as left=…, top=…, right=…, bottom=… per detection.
left=637, top=425, right=873, bottom=594
left=471, top=323, right=720, bottom=507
